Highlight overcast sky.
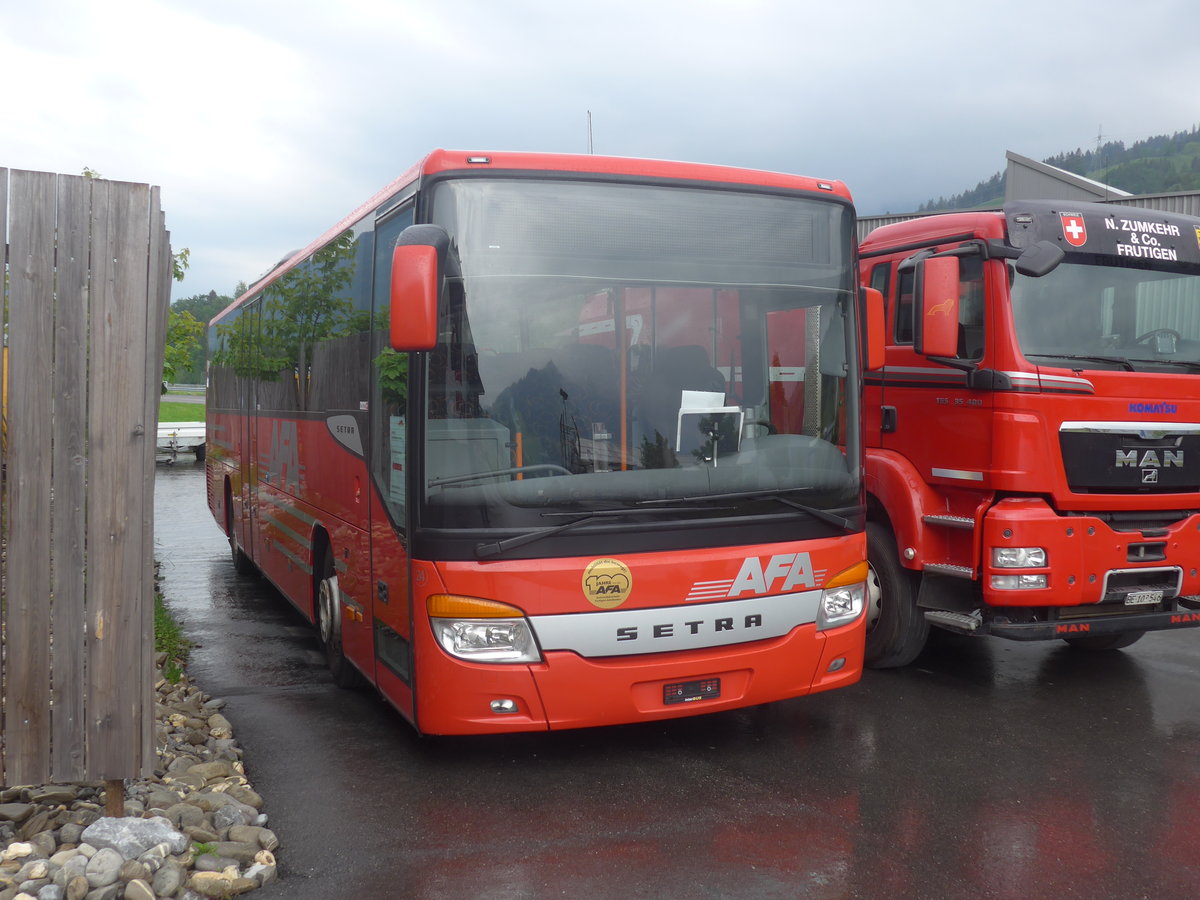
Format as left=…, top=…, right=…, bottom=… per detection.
left=4, top=0, right=1199, bottom=302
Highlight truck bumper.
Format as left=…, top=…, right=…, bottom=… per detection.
left=925, top=602, right=1200, bottom=640
left=979, top=498, right=1200, bottom=608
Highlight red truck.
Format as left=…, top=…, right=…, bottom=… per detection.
left=860, top=199, right=1200, bottom=666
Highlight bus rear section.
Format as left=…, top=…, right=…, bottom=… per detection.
left=208, top=150, right=874, bottom=734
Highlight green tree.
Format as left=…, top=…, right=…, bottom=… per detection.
left=163, top=307, right=203, bottom=384
left=172, top=290, right=235, bottom=381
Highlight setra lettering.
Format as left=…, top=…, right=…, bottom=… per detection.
left=615, top=614, right=765, bottom=642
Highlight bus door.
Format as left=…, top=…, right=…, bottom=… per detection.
left=368, top=207, right=415, bottom=705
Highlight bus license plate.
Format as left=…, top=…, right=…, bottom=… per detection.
left=664, top=678, right=721, bottom=705
left=1125, top=590, right=1163, bottom=606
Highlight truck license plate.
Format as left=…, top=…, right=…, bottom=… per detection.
left=1125, top=590, right=1163, bottom=606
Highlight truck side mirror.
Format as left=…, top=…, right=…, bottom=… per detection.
left=390, top=224, right=450, bottom=351
left=860, top=286, right=885, bottom=371
left=915, top=256, right=960, bottom=359
left=1015, top=240, right=1065, bottom=277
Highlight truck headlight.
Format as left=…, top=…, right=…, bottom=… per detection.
left=817, top=562, right=868, bottom=631
left=992, top=547, right=1046, bottom=568
left=428, top=594, right=542, bottom=663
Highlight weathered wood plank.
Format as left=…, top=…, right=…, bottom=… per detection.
left=139, top=191, right=171, bottom=772
left=4, top=170, right=57, bottom=786
left=87, top=179, right=154, bottom=779
left=50, top=174, right=92, bottom=781
left=0, top=167, right=8, bottom=788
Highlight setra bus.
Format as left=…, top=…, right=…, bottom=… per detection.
left=205, top=149, right=882, bottom=734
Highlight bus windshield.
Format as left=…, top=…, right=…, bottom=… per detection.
left=419, top=177, right=858, bottom=532
left=1012, top=259, right=1200, bottom=372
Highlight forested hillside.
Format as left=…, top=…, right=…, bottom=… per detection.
left=917, top=125, right=1200, bottom=212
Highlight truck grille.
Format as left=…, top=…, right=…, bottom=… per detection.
left=1059, top=423, right=1200, bottom=494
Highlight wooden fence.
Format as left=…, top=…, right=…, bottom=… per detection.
left=1, top=168, right=171, bottom=787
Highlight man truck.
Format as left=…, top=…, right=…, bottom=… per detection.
left=860, top=199, right=1200, bottom=666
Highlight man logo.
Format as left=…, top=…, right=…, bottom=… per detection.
left=582, top=558, right=633, bottom=609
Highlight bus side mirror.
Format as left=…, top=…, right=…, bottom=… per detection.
left=861, top=286, right=885, bottom=372
left=914, top=256, right=960, bottom=359
left=390, top=224, right=450, bottom=351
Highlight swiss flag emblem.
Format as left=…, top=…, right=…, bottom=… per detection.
left=1061, top=214, right=1088, bottom=247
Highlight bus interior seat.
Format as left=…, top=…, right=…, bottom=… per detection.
left=637, top=345, right=728, bottom=443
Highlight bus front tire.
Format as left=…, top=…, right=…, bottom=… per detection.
left=316, top=549, right=366, bottom=689
left=865, top=523, right=929, bottom=669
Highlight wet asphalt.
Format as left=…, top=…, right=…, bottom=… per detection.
left=154, top=460, right=1200, bottom=899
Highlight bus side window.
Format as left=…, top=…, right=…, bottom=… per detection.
left=372, top=205, right=415, bottom=523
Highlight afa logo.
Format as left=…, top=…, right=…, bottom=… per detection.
left=582, top=558, right=633, bottom=609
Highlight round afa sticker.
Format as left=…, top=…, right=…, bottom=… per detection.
left=582, top=558, right=633, bottom=609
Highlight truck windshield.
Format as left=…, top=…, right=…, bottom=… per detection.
left=420, top=177, right=858, bottom=533
left=1011, top=259, right=1200, bottom=371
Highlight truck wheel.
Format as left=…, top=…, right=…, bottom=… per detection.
left=865, top=523, right=929, bottom=668
left=1063, top=630, right=1145, bottom=651
left=316, top=548, right=366, bottom=689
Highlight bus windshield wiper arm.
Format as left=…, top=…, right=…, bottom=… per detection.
left=475, top=506, right=719, bottom=559
left=1026, top=353, right=1134, bottom=371
left=638, top=489, right=859, bottom=534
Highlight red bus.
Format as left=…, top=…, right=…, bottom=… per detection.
left=206, top=150, right=878, bottom=734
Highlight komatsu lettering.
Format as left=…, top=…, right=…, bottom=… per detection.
left=1128, top=402, right=1178, bottom=414
left=729, top=552, right=816, bottom=596
left=616, top=613, right=765, bottom=642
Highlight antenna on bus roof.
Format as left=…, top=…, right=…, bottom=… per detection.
left=587, top=110, right=594, bottom=154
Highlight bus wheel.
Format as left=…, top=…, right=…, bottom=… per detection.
left=1063, top=630, right=1145, bottom=651
left=226, top=495, right=254, bottom=577
left=865, top=523, right=929, bottom=669
left=316, top=549, right=365, bottom=689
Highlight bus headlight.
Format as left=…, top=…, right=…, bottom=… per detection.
left=428, top=594, right=542, bottom=663
left=817, top=561, right=868, bottom=631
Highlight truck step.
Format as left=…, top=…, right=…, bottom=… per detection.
left=923, top=563, right=975, bottom=579
left=922, top=514, right=975, bottom=530
left=924, top=609, right=984, bottom=633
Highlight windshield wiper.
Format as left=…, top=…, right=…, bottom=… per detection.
left=638, top=489, right=860, bottom=534
left=475, top=506, right=722, bottom=559
left=1025, top=353, right=1134, bottom=371
left=429, top=464, right=573, bottom=488
left=1125, top=358, right=1200, bottom=372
